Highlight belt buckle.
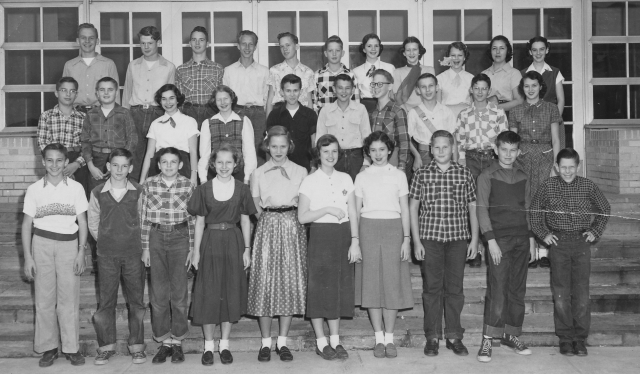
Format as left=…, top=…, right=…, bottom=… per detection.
left=531, top=139, right=539, bottom=144
left=220, top=222, right=228, bottom=230
left=142, top=104, right=150, bottom=109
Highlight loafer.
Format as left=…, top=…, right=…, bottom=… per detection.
left=539, top=257, right=551, bottom=268
left=334, top=345, right=349, bottom=360
left=315, top=345, right=337, bottom=360
left=64, top=351, right=85, bottom=366
left=39, top=348, right=58, bottom=367
left=559, top=342, right=575, bottom=356
left=171, top=345, right=184, bottom=363
left=276, top=346, right=293, bottom=362
left=258, top=346, right=271, bottom=362
left=469, top=254, right=482, bottom=268
left=220, top=349, right=233, bottom=364
left=373, top=343, right=386, bottom=358
left=201, top=351, right=214, bottom=366
left=152, top=345, right=172, bottom=364
left=446, top=339, right=469, bottom=356
left=385, top=343, right=397, bottom=358
left=573, top=341, right=588, bottom=356
left=528, top=259, right=538, bottom=269
left=424, top=338, right=439, bottom=356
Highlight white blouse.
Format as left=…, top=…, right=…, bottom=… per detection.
left=298, top=168, right=354, bottom=224
left=437, top=68, right=474, bottom=106
left=147, top=111, right=199, bottom=153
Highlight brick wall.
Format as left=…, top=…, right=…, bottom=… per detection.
left=585, top=128, right=640, bottom=194
left=0, top=135, right=44, bottom=203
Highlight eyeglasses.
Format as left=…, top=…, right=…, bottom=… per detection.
left=370, top=82, right=392, bottom=88
left=58, top=88, right=78, bottom=95
left=472, top=87, right=489, bottom=92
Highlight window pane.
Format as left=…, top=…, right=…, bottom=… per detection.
left=132, top=12, right=162, bottom=44
left=380, top=10, right=407, bottom=43
left=631, top=85, right=640, bottom=119
left=300, top=11, right=328, bottom=43
left=300, top=46, right=327, bottom=72
left=133, top=47, right=162, bottom=61
left=465, top=44, right=492, bottom=76
left=43, top=8, right=78, bottom=42
left=101, top=13, right=129, bottom=45
left=512, top=9, right=539, bottom=41
left=44, top=92, right=58, bottom=112
left=380, top=45, right=405, bottom=69
left=5, top=50, right=40, bottom=85
left=630, top=3, right=640, bottom=36
left=44, top=49, right=78, bottom=84
left=433, top=10, right=461, bottom=42
left=562, top=84, right=573, bottom=122
left=512, top=43, right=529, bottom=71
left=214, top=46, right=241, bottom=68
left=269, top=46, right=283, bottom=68
left=545, top=42, right=572, bottom=81
left=433, top=44, right=449, bottom=76
left=4, top=8, right=40, bottom=43
left=183, top=47, right=212, bottom=63
left=101, top=47, right=130, bottom=84
left=349, top=45, right=365, bottom=70
left=592, top=2, right=625, bottom=37
left=631, top=44, right=640, bottom=78
left=544, top=8, right=571, bottom=40
left=5, top=92, right=41, bottom=127
left=268, top=11, right=296, bottom=44
left=464, top=10, right=492, bottom=42
left=349, top=10, right=376, bottom=43
left=592, top=44, right=626, bottom=78
left=593, top=85, right=627, bottom=119
left=214, top=12, right=242, bottom=44
left=182, top=12, right=210, bottom=44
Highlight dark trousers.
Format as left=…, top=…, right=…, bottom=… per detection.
left=465, top=151, right=496, bottom=180
left=236, top=105, right=267, bottom=166
left=421, top=239, right=467, bottom=340
left=182, top=103, right=215, bottom=132
left=550, top=235, right=591, bottom=343
left=483, top=235, right=530, bottom=337
left=149, top=228, right=190, bottom=342
left=68, top=150, right=89, bottom=198
left=87, top=151, right=110, bottom=193
left=130, top=106, right=164, bottom=182
left=335, top=147, right=364, bottom=181
left=93, top=254, right=146, bottom=353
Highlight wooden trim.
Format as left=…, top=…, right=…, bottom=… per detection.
left=591, top=78, right=640, bottom=85
left=2, top=85, right=56, bottom=92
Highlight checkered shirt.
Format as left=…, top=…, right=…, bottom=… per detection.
left=139, top=174, right=196, bottom=251
left=508, top=100, right=562, bottom=143
left=454, top=102, right=508, bottom=151
left=409, top=160, right=477, bottom=242
left=175, top=58, right=224, bottom=105
left=268, top=61, right=316, bottom=107
left=370, top=99, right=411, bottom=169
left=530, top=176, right=610, bottom=240
left=37, top=105, right=87, bottom=166
left=314, top=64, right=358, bottom=112
left=80, top=104, right=138, bottom=163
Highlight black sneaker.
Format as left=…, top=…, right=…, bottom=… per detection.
left=477, top=337, right=492, bottom=363
left=573, top=341, right=588, bottom=356
left=469, top=253, right=482, bottom=268
left=39, top=348, right=59, bottom=367
left=152, top=345, right=172, bottom=364
left=501, top=334, right=532, bottom=355
left=94, top=350, right=115, bottom=365
left=559, top=341, right=575, bottom=356
left=528, top=259, right=539, bottom=269
left=64, top=351, right=85, bottom=366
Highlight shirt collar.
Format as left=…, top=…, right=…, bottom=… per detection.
left=488, top=63, right=515, bottom=74
left=426, top=160, right=462, bottom=173
left=364, top=59, right=380, bottom=70
left=70, top=53, right=107, bottom=66
left=470, top=101, right=501, bottom=114
left=526, top=63, right=552, bottom=74
left=212, top=111, right=242, bottom=123
left=52, top=104, right=84, bottom=119
left=319, top=63, right=349, bottom=75
left=234, top=59, right=258, bottom=69
left=43, top=175, right=68, bottom=188
left=526, top=99, right=544, bottom=108
left=328, top=100, right=358, bottom=113
left=186, top=57, right=214, bottom=67
left=134, top=54, right=170, bottom=66
left=265, top=158, right=292, bottom=170
left=158, top=111, right=184, bottom=122
left=101, top=178, right=137, bottom=193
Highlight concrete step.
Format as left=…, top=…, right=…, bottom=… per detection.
left=1, top=313, right=639, bottom=358
left=602, top=194, right=640, bottom=236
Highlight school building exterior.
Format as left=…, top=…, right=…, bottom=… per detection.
left=0, top=0, right=638, bottom=202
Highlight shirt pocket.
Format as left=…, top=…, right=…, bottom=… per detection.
left=147, top=194, right=164, bottom=210
left=172, top=194, right=188, bottom=211
left=203, top=75, right=217, bottom=95
left=452, top=182, right=467, bottom=205
left=110, top=120, right=126, bottom=142
left=181, top=76, right=195, bottom=92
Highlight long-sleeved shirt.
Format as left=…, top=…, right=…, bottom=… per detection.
left=175, top=58, right=224, bottom=105
left=314, top=63, right=358, bottom=112
left=37, top=105, right=87, bottom=166
left=139, top=174, right=196, bottom=252
left=223, top=60, right=270, bottom=106
left=530, top=176, right=610, bottom=240
left=370, top=99, right=410, bottom=169
left=122, top=55, right=176, bottom=108
left=316, top=100, right=370, bottom=149
left=476, top=161, right=532, bottom=241
left=63, top=54, right=120, bottom=106
left=454, top=102, right=508, bottom=151
left=80, top=104, right=138, bottom=163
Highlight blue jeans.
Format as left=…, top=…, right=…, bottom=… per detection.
left=130, top=106, right=163, bottom=182
left=483, top=235, right=530, bottom=337
left=550, top=235, right=591, bottom=343
left=149, top=227, right=190, bottom=342
left=182, top=102, right=215, bottom=132
left=465, top=150, right=496, bottom=180
left=93, top=254, right=146, bottom=353
left=335, top=147, right=364, bottom=181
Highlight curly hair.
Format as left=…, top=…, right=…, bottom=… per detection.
left=363, top=131, right=395, bottom=159
left=154, top=84, right=185, bottom=108
left=446, top=41, right=470, bottom=64
left=359, top=33, right=383, bottom=57
left=518, top=71, right=548, bottom=100
left=487, top=35, right=513, bottom=63
left=208, top=85, right=238, bottom=113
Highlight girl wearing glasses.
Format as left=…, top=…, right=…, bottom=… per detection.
left=481, top=35, right=523, bottom=112
left=352, top=34, right=396, bottom=114
left=392, top=37, right=435, bottom=112
left=437, top=42, right=474, bottom=119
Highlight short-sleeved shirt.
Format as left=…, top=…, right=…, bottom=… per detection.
left=437, top=68, right=474, bottom=106
left=393, top=65, right=435, bottom=110
left=508, top=100, right=562, bottom=143
left=147, top=111, right=199, bottom=152
left=63, top=54, right=120, bottom=106
left=355, top=164, right=408, bottom=219
left=251, top=159, right=308, bottom=208
left=298, top=169, right=354, bottom=224
left=316, top=101, right=371, bottom=149
left=409, top=161, right=476, bottom=242
left=481, top=63, right=522, bottom=101
left=223, top=60, right=270, bottom=106
left=408, top=102, right=457, bottom=146
left=352, top=59, right=396, bottom=99
left=23, top=177, right=88, bottom=235
left=122, top=55, right=176, bottom=108
left=268, top=61, right=316, bottom=107
left=454, top=102, right=508, bottom=151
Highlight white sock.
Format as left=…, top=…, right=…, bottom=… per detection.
left=277, top=336, right=287, bottom=349
left=384, top=332, right=394, bottom=345
left=329, top=335, right=340, bottom=349
left=316, top=337, right=328, bottom=350
left=539, top=247, right=549, bottom=257
left=162, top=338, right=172, bottom=346
left=374, top=331, right=384, bottom=345
left=262, top=337, right=272, bottom=349
left=219, top=339, right=229, bottom=352
left=483, top=335, right=492, bottom=340
left=204, top=340, right=214, bottom=353
left=172, top=339, right=181, bottom=346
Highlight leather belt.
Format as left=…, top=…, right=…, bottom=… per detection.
left=554, top=230, right=586, bottom=240
left=263, top=206, right=297, bottom=213
left=206, top=222, right=236, bottom=230
left=130, top=104, right=159, bottom=110
left=92, top=146, right=113, bottom=154
left=150, top=221, right=188, bottom=232
left=236, top=104, right=264, bottom=109
left=342, top=147, right=363, bottom=154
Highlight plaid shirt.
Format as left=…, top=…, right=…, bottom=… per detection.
left=37, top=105, right=87, bottom=166
left=530, top=176, right=610, bottom=240
left=139, top=174, right=196, bottom=252
left=370, top=99, right=410, bottom=169
left=314, top=64, right=358, bottom=112
left=508, top=100, right=562, bottom=143
left=80, top=104, right=138, bottom=163
left=455, top=102, right=508, bottom=151
left=409, top=160, right=477, bottom=242
left=175, top=58, right=224, bottom=105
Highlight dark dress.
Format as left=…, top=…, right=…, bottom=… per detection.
left=187, top=179, right=257, bottom=325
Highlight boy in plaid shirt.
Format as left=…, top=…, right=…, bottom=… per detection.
left=409, top=130, right=479, bottom=358
left=140, top=147, right=196, bottom=364
left=314, top=35, right=359, bottom=113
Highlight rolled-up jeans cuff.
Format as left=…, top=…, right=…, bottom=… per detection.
left=172, top=330, right=190, bottom=341
left=98, top=343, right=116, bottom=353
left=128, top=343, right=146, bottom=353
left=504, top=324, right=522, bottom=337
left=153, top=331, right=172, bottom=343
left=444, top=330, right=464, bottom=340
left=483, top=324, right=504, bottom=338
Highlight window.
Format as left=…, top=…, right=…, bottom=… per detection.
left=2, top=4, right=81, bottom=129
left=347, top=10, right=408, bottom=69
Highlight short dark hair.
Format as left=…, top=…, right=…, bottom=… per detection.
left=42, top=143, right=68, bottom=159
left=190, top=26, right=209, bottom=42
left=95, top=76, right=118, bottom=91
left=56, top=76, right=78, bottom=91
left=471, top=73, right=492, bottom=89
left=156, top=147, right=182, bottom=162
left=77, top=23, right=98, bottom=39
left=237, top=30, right=258, bottom=44
left=154, top=84, right=185, bottom=107
left=109, top=148, right=133, bottom=163
left=280, top=74, right=302, bottom=91
left=334, top=73, right=354, bottom=87
left=402, top=36, right=427, bottom=59
left=324, top=35, right=343, bottom=49
left=363, top=131, right=395, bottom=159
left=556, top=148, right=580, bottom=165
left=446, top=41, right=470, bottom=64
left=208, top=85, right=238, bottom=112
left=312, top=134, right=341, bottom=169
left=518, top=71, right=548, bottom=99
left=209, top=143, right=241, bottom=173
left=527, top=35, right=550, bottom=51
left=359, top=33, right=383, bottom=57
left=416, top=73, right=438, bottom=87
left=138, top=26, right=161, bottom=41
left=431, top=130, right=454, bottom=146
left=372, top=69, right=394, bottom=84
left=277, top=32, right=298, bottom=44
left=262, top=125, right=295, bottom=154
left=496, top=130, right=521, bottom=147
left=487, top=35, right=513, bottom=63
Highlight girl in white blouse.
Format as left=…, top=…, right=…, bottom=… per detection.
left=436, top=42, right=474, bottom=119
left=352, top=33, right=396, bottom=113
